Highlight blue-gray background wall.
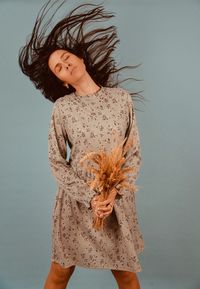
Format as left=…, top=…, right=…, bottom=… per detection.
left=0, top=0, right=199, bottom=288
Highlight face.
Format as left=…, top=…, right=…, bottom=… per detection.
left=48, top=49, right=86, bottom=86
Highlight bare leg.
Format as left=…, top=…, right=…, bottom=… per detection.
left=44, top=261, right=76, bottom=289
left=111, top=269, right=140, bottom=289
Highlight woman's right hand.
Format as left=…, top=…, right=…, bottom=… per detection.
left=90, top=194, right=114, bottom=219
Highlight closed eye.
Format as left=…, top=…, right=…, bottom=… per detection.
left=63, top=55, right=69, bottom=61
left=55, top=64, right=62, bottom=73
left=54, top=53, right=70, bottom=73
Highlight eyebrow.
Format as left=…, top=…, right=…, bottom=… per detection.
left=54, top=52, right=68, bottom=73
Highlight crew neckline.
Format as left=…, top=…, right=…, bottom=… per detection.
left=73, top=85, right=103, bottom=97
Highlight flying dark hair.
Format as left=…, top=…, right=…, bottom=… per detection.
left=18, top=0, right=144, bottom=104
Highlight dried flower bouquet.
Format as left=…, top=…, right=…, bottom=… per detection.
left=79, top=134, right=139, bottom=230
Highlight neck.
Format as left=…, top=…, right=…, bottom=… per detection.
left=72, top=72, right=100, bottom=96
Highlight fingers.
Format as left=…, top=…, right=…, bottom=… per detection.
left=101, top=198, right=112, bottom=205
left=91, top=195, right=114, bottom=219
left=97, top=206, right=111, bottom=212
left=96, top=210, right=111, bottom=219
left=96, top=199, right=112, bottom=207
left=93, top=200, right=110, bottom=209
left=94, top=203, right=113, bottom=218
left=92, top=195, right=113, bottom=206
left=94, top=199, right=114, bottom=212
left=99, top=209, right=112, bottom=219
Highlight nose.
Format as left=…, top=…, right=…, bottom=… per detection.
left=64, top=62, right=71, bottom=69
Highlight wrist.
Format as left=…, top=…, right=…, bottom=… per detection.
left=110, top=188, right=118, bottom=199
left=90, top=194, right=99, bottom=209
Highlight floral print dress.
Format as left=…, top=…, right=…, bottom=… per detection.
left=48, top=86, right=145, bottom=272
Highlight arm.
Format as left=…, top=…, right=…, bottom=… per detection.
left=116, top=90, right=142, bottom=198
left=48, top=100, right=98, bottom=209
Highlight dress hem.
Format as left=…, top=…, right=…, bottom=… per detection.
left=51, top=246, right=144, bottom=273
left=51, top=257, right=143, bottom=273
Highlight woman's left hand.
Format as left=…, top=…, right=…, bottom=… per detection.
left=93, top=188, right=118, bottom=219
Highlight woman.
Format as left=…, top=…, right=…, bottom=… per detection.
left=18, top=1, right=145, bottom=288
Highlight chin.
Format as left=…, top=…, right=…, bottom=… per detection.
left=73, top=69, right=86, bottom=80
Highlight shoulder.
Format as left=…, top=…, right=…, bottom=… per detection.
left=105, top=86, right=131, bottom=96
left=103, top=86, right=128, bottom=94
left=104, top=86, right=133, bottom=105
left=50, top=96, right=66, bottom=119
left=52, top=93, right=73, bottom=112
left=54, top=94, right=70, bottom=106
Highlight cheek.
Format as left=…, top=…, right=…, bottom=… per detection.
left=57, top=70, right=71, bottom=81
left=76, top=62, right=86, bottom=74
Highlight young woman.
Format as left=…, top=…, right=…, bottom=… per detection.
left=18, top=1, right=145, bottom=288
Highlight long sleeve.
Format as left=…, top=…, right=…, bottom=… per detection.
left=48, top=100, right=98, bottom=209
left=116, top=90, right=142, bottom=197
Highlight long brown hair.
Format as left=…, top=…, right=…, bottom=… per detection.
left=18, top=0, right=144, bottom=104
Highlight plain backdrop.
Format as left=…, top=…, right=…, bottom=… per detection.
left=0, top=0, right=199, bottom=288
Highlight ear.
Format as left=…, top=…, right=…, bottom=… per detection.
left=63, top=82, right=69, bottom=88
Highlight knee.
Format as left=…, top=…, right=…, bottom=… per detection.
left=50, top=261, right=75, bottom=283
left=111, top=270, right=138, bottom=285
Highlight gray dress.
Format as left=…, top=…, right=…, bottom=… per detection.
left=48, top=86, right=145, bottom=272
